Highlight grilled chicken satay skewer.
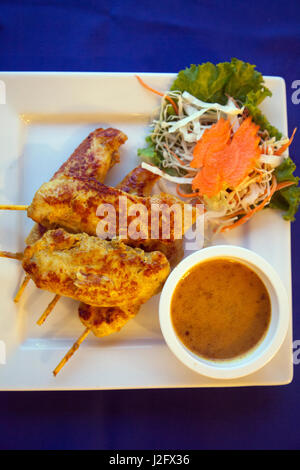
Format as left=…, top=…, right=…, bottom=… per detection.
left=22, top=229, right=169, bottom=309
left=23, top=228, right=169, bottom=375
left=2, top=226, right=169, bottom=322
left=25, top=175, right=197, bottom=256
left=2, top=227, right=169, bottom=309
left=0, top=127, right=127, bottom=306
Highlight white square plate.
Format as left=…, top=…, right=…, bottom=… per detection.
left=0, top=72, right=293, bottom=390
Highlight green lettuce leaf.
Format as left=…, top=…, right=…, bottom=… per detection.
left=244, top=101, right=282, bottom=140
left=170, top=58, right=278, bottom=137
left=137, top=136, right=162, bottom=166
left=244, top=87, right=282, bottom=139
left=224, top=58, right=271, bottom=105
left=171, top=58, right=271, bottom=105
left=269, top=157, right=300, bottom=220
left=170, top=61, right=232, bottom=105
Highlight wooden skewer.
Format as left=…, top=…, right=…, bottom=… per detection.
left=0, top=249, right=61, bottom=320
left=14, top=274, right=30, bottom=303
left=0, top=252, right=29, bottom=302
left=36, top=294, right=61, bottom=326
left=0, top=251, right=23, bottom=260
left=53, top=327, right=91, bottom=377
left=0, top=204, right=29, bottom=211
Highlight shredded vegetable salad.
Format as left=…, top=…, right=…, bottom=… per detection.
left=137, top=59, right=300, bottom=235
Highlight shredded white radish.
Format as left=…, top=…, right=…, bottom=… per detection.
left=168, top=108, right=213, bottom=133
left=141, top=162, right=194, bottom=184
left=182, top=91, right=242, bottom=115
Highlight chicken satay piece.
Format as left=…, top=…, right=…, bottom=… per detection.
left=22, top=229, right=170, bottom=309
left=53, top=127, right=127, bottom=182
left=26, top=128, right=127, bottom=245
left=78, top=303, right=140, bottom=337
left=116, top=165, right=160, bottom=196
left=54, top=302, right=141, bottom=376
left=27, top=175, right=197, bottom=244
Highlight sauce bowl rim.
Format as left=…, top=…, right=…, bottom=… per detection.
left=159, top=245, right=290, bottom=380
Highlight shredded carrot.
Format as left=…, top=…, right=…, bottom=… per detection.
left=221, top=179, right=296, bottom=232
left=275, top=128, right=297, bottom=156
left=135, top=75, right=179, bottom=115
left=176, top=184, right=200, bottom=198
left=275, top=180, right=298, bottom=191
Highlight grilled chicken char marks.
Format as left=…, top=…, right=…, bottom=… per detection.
left=78, top=303, right=139, bottom=337
left=116, top=165, right=160, bottom=196
left=53, top=127, right=127, bottom=182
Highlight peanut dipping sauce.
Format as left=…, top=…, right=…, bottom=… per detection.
left=171, top=258, right=271, bottom=360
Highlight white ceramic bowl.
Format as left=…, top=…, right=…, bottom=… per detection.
left=159, top=245, right=290, bottom=380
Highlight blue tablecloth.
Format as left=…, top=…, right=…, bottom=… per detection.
left=0, top=0, right=299, bottom=450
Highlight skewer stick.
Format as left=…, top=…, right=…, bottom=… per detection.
left=0, top=252, right=29, bottom=301
left=0, top=204, right=29, bottom=211
left=14, top=274, right=30, bottom=303
left=0, top=251, right=23, bottom=260
left=53, top=327, right=91, bottom=377
left=36, top=294, right=61, bottom=326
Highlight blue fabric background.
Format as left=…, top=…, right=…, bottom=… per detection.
left=0, top=0, right=299, bottom=450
